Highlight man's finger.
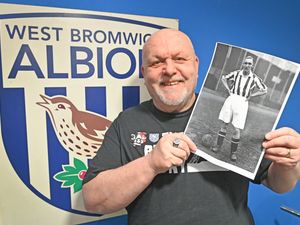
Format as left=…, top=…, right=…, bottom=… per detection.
left=263, top=135, right=300, bottom=149
left=265, top=127, right=299, bottom=140
left=176, top=133, right=197, bottom=152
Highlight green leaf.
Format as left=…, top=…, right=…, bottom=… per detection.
left=74, top=158, right=87, bottom=171
left=62, top=179, right=76, bottom=187
left=63, top=165, right=78, bottom=173
left=73, top=181, right=82, bottom=193
left=55, top=172, right=72, bottom=181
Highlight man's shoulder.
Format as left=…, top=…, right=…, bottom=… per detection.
left=226, top=69, right=240, bottom=76
left=251, top=72, right=263, bottom=81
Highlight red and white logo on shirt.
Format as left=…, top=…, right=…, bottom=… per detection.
left=131, top=132, right=147, bottom=146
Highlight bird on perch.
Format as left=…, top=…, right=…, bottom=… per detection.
left=37, top=94, right=112, bottom=159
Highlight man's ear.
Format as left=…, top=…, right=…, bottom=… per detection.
left=196, top=56, right=200, bottom=65
left=195, top=56, right=200, bottom=77
left=141, top=66, right=145, bottom=78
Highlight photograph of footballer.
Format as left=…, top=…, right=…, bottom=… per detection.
left=185, top=43, right=300, bottom=179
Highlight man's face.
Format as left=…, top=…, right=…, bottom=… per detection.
left=141, top=30, right=199, bottom=112
left=242, top=58, right=254, bottom=73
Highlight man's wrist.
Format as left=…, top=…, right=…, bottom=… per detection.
left=144, top=153, right=160, bottom=176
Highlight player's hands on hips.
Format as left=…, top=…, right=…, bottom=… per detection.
left=263, top=127, right=300, bottom=168
left=146, top=132, right=197, bottom=174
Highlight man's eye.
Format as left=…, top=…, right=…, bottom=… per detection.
left=174, top=57, right=186, bottom=62
left=151, top=61, right=162, bottom=66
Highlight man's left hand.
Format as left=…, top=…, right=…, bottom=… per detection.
left=263, top=127, right=300, bottom=168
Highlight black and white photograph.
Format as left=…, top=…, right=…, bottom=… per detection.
left=185, top=43, right=300, bottom=179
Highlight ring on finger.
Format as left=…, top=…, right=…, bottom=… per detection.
left=285, top=148, right=291, bottom=158
left=173, top=138, right=181, bottom=148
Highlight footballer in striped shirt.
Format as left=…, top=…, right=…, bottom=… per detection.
left=211, top=56, right=267, bottom=161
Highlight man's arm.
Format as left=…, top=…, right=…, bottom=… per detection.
left=248, top=88, right=267, bottom=98
left=262, top=127, right=300, bottom=193
left=82, top=155, right=156, bottom=214
left=82, top=133, right=197, bottom=214
left=248, top=75, right=268, bottom=100
left=221, top=75, right=231, bottom=94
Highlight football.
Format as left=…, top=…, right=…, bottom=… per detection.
left=201, top=134, right=214, bottom=148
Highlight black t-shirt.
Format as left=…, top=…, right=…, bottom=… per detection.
left=83, top=99, right=270, bottom=225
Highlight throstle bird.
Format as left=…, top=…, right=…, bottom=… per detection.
left=37, top=94, right=112, bottom=159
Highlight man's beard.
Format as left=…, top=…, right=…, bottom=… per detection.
left=155, top=88, right=191, bottom=106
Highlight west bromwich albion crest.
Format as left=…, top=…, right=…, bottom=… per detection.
left=0, top=8, right=168, bottom=216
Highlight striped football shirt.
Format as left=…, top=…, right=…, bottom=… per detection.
left=224, top=70, right=267, bottom=98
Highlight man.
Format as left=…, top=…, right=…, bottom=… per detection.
left=82, top=29, right=300, bottom=225
left=212, top=56, right=267, bottom=161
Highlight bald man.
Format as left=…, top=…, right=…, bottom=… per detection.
left=82, top=29, right=300, bottom=225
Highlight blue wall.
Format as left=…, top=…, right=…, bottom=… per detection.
left=1, top=0, right=299, bottom=224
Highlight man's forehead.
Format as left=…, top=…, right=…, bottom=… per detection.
left=147, top=37, right=193, bottom=54
left=148, top=45, right=183, bottom=57
left=142, top=29, right=195, bottom=61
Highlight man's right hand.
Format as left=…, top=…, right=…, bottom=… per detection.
left=145, top=133, right=197, bottom=174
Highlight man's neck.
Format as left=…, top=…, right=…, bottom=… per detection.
left=242, top=70, right=251, bottom=76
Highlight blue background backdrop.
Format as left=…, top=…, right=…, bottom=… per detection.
left=1, top=0, right=299, bottom=224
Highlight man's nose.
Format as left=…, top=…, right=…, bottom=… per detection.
left=163, top=59, right=177, bottom=76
